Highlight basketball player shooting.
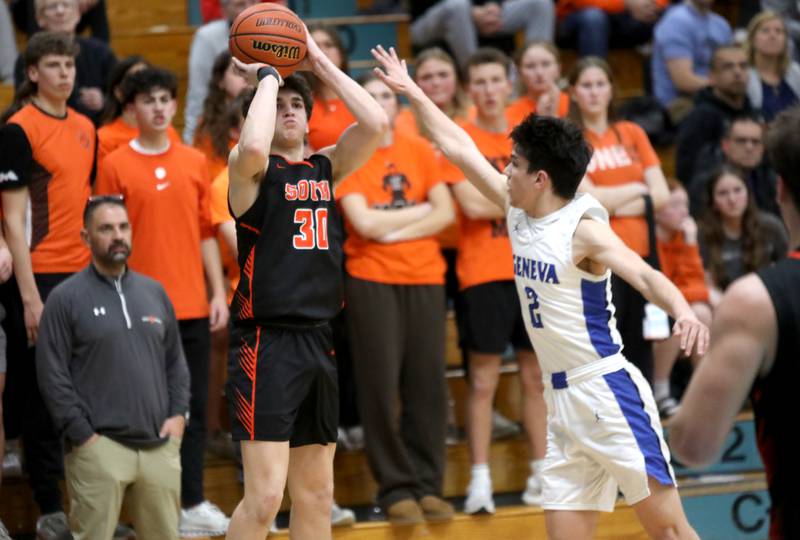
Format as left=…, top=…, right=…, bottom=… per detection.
left=371, top=45, right=708, bottom=540
left=224, top=27, right=388, bottom=540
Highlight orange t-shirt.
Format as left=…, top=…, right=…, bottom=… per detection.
left=209, top=167, right=239, bottom=303
left=336, top=131, right=446, bottom=285
left=584, top=121, right=660, bottom=257
left=506, top=92, right=571, bottom=127
left=394, top=107, right=420, bottom=137
left=308, top=97, right=355, bottom=151
left=452, top=120, right=514, bottom=290
left=193, top=132, right=236, bottom=183
left=97, top=117, right=180, bottom=167
left=2, top=104, right=92, bottom=273
left=96, top=142, right=213, bottom=319
left=656, top=231, right=709, bottom=304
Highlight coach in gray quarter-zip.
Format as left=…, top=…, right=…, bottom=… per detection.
left=35, top=196, right=190, bottom=540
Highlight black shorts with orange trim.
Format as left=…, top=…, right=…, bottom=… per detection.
left=226, top=323, right=339, bottom=446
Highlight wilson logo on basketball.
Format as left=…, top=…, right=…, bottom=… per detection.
left=255, top=17, right=302, bottom=32
left=251, top=40, right=301, bottom=59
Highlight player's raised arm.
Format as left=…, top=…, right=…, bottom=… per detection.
left=572, top=217, right=710, bottom=357
left=371, top=45, right=507, bottom=210
left=305, top=32, right=388, bottom=181
left=227, top=58, right=280, bottom=217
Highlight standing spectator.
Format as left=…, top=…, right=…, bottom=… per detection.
left=675, top=45, right=753, bottom=186
left=193, top=51, right=249, bottom=181
left=652, top=179, right=712, bottom=417
left=97, top=56, right=181, bottom=166
left=0, top=32, right=93, bottom=540
left=183, top=0, right=259, bottom=143
left=556, top=0, right=667, bottom=58
left=454, top=49, right=546, bottom=515
left=11, top=0, right=111, bottom=42
left=0, top=1, right=17, bottom=83
left=12, top=0, right=116, bottom=124
left=96, top=67, right=231, bottom=537
left=651, top=0, right=732, bottom=120
left=0, top=229, right=13, bottom=540
left=698, top=166, right=787, bottom=306
left=36, top=197, right=190, bottom=540
left=689, top=114, right=778, bottom=217
left=745, top=11, right=800, bottom=121
left=507, top=41, right=569, bottom=126
left=409, top=0, right=555, bottom=68
left=569, top=57, right=670, bottom=384
left=337, top=73, right=455, bottom=525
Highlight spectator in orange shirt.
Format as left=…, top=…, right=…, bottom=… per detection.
left=306, top=24, right=356, bottom=151
left=95, top=67, right=231, bottom=538
left=337, top=73, right=455, bottom=524
left=570, top=57, right=670, bottom=384
left=507, top=41, right=570, bottom=127
left=193, top=51, right=250, bottom=181
left=556, top=0, right=667, bottom=58
left=652, top=179, right=712, bottom=418
left=96, top=55, right=181, bottom=166
left=454, top=48, right=546, bottom=515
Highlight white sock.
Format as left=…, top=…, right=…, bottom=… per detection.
left=653, top=380, right=670, bottom=400
left=471, top=463, right=491, bottom=483
left=530, top=459, right=545, bottom=477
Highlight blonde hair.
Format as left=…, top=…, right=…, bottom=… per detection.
left=745, top=11, right=790, bottom=74
left=514, top=41, right=562, bottom=97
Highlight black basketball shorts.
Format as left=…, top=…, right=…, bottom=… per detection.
left=227, top=323, right=339, bottom=446
left=462, top=280, right=534, bottom=354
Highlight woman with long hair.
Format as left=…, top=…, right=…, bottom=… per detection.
left=568, top=56, right=670, bottom=384
left=507, top=41, right=569, bottom=126
left=193, top=51, right=249, bottom=180
left=699, top=166, right=788, bottom=306
left=745, top=11, right=800, bottom=122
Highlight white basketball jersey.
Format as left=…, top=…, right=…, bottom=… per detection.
left=508, top=193, right=624, bottom=373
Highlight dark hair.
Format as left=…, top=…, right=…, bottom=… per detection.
left=510, top=115, right=593, bottom=199
left=465, top=47, right=511, bottom=81
left=699, top=166, right=768, bottom=288
left=237, top=86, right=256, bottom=119
left=767, top=106, right=800, bottom=212
left=567, top=56, right=617, bottom=129
left=279, top=74, right=314, bottom=120
left=99, top=55, right=149, bottom=125
left=722, top=112, right=764, bottom=139
left=304, top=24, right=349, bottom=94
left=196, top=51, right=237, bottom=158
left=119, top=67, right=178, bottom=106
left=83, top=194, right=127, bottom=227
left=710, top=44, right=746, bottom=71
left=2, top=32, right=80, bottom=124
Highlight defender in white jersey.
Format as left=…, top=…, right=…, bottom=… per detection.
left=371, top=45, right=709, bottom=539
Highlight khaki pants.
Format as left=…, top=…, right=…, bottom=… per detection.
left=65, top=435, right=181, bottom=540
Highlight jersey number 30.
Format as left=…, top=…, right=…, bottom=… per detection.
left=525, top=286, right=544, bottom=328
left=293, top=208, right=329, bottom=250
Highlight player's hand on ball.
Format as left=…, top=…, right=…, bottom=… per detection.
left=371, top=45, right=415, bottom=96
left=297, top=26, right=322, bottom=72
left=673, top=315, right=709, bottom=358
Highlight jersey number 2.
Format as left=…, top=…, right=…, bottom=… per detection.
left=525, top=286, right=543, bottom=328
left=293, top=208, right=329, bottom=250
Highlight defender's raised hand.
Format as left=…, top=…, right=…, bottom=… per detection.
left=371, top=45, right=417, bottom=96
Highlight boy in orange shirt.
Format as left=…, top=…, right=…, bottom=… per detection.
left=452, top=48, right=546, bottom=515
left=96, top=67, right=230, bottom=537
left=653, top=179, right=712, bottom=418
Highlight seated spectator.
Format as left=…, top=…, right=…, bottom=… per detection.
left=689, top=114, right=778, bottom=217
left=570, top=56, right=670, bottom=383
left=13, top=0, right=116, bottom=124
left=745, top=11, right=800, bottom=121
left=556, top=0, right=667, bottom=58
left=97, top=56, right=181, bottom=166
left=409, top=0, right=555, bottom=68
left=651, top=0, right=732, bottom=120
left=36, top=196, right=190, bottom=540
left=675, top=45, right=752, bottom=185
left=652, top=179, right=712, bottom=418
left=761, top=0, right=800, bottom=58
left=183, top=0, right=259, bottom=143
left=698, top=166, right=788, bottom=306
left=507, top=41, right=569, bottom=126
left=0, top=1, right=17, bottom=83
left=193, top=51, right=249, bottom=180
left=11, top=0, right=111, bottom=42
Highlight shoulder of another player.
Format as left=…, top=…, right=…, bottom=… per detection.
left=717, top=274, right=775, bottom=330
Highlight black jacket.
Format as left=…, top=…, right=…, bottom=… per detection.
left=36, top=265, right=189, bottom=449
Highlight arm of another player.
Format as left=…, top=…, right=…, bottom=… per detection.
left=378, top=182, right=455, bottom=243
left=572, top=218, right=709, bottom=356
left=227, top=58, right=281, bottom=218
left=669, top=274, right=774, bottom=467
left=371, top=45, right=507, bottom=210
left=305, top=32, right=388, bottom=182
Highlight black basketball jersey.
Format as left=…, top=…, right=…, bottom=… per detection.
left=232, top=153, right=344, bottom=326
left=753, top=252, right=800, bottom=540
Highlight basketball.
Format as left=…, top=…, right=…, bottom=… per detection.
left=229, top=3, right=307, bottom=77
